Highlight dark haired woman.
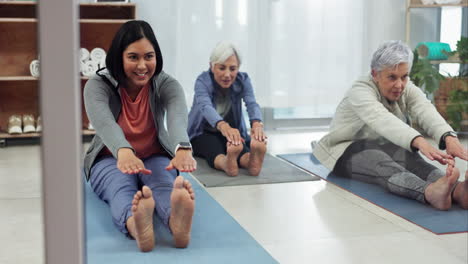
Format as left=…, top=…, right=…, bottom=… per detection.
left=83, top=20, right=196, bottom=252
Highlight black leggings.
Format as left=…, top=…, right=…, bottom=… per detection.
left=191, top=131, right=250, bottom=168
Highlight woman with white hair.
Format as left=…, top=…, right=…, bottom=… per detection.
left=187, top=41, right=267, bottom=177
left=313, top=40, right=468, bottom=210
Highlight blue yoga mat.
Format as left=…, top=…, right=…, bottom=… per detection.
left=277, top=153, right=468, bottom=235
left=85, top=173, right=278, bottom=264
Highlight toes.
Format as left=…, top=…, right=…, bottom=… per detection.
left=174, top=176, right=184, bottom=188
left=141, top=186, right=152, bottom=198
left=134, top=191, right=142, bottom=201
left=183, top=180, right=192, bottom=189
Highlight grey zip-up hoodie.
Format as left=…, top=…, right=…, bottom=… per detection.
left=83, top=69, right=189, bottom=181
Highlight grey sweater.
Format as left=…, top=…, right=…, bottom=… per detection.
left=83, top=69, right=190, bottom=180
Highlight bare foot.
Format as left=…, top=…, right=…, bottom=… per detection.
left=127, top=186, right=155, bottom=252
left=169, top=176, right=195, bottom=248
left=452, top=171, right=468, bottom=209
left=224, top=142, right=243, bottom=176
left=248, top=138, right=266, bottom=176
left=425, top=165, right=460, bottom=210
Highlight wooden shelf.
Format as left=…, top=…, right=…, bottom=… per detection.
left=80, top=19, right=132, bottom=24
left=409, top=0, right=468, bottom=8
left=0, top=2, right=136, bottom=19
left=0, top=1, right=133, bottom=143
left=0, top=76, right=90, bottom=81
left=82, top=129, right=96, bottom=136
left=0, top=18, right=36, bottom=23
left=80, top=3, right=135, bottom=20
left=430, top=59, right=465, bottom=64
left=0, top=18, right=133, bottom=24
left=0, top=129, right=95, bottom=139
left=0, top=76, right=37, bottom=81
left=0, top=132, right=41, bottom=139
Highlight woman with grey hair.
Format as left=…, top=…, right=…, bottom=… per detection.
left=187, top=41, right=267, bottom=176
left=313, top=40, right=468, bottom=210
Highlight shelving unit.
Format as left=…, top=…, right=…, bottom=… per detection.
left=429, top=59, right=463, bottom=64
left=405, top=0, right=467, bottom=131
left=0, top=1, right=136, bottom=146
left=405, top=0, right=468, bottom=43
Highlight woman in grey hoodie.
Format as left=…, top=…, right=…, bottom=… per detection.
left=83, top=20, right=196, bottom=252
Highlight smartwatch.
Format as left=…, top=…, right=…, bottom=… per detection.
left=439, top=131, right=457, bottom=150
left=175, top=142, right=192, bottom=152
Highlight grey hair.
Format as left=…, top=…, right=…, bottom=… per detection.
left=371, top=40, right=413, bottom=72
left=209, top=41, right=242, bottom=67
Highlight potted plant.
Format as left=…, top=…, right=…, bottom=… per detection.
left=410, top=49, right=445, bottom=96
left=439, top=37, right=468, bottom=133
left=446, top=87, right=468, bottom=131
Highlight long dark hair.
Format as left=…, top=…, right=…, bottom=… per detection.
left=105, top=20, right=163, bottom=86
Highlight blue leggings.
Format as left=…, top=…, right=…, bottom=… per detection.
left=89, top=154, right=177, bottom=234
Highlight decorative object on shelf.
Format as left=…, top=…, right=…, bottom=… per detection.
left=7, top=115, right=22, bottom=135
left=29, top=59, right=40, bottom=77
left=90, top=47, right=106, bottom=68
left=416, top=42, right=451, bottom=60
left=80, top=47, right=106, bottom=77
left=434, top=0, right=462, bottom=4
left=81, top=60, right=99, bottom=77
left=36, top=115, right=41, bottom=132
left=80, top=48, right=90, bottom=62
left=410, top=49, right=445, bottom=96
left=420, top=0, right=435, bottom=4
left=22, top=114, right=35, bottom=133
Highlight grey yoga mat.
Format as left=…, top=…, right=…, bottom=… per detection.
left=191, top=153, right=320, bottom=187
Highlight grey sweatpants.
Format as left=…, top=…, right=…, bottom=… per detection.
left=333, top=139, right=445, bottom=203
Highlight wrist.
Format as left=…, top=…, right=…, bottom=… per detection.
left=175, top=142, right=192, bottom=153
left=439, top=131, right=458, bottom=150
left=117, top=147, right=134, bottom=158
left=251, top=121, right=263, bottom=129
left=176, top=148, right=192, bottom=155
left=445, top=135, right=458, bottom=144
left=411, top=136, right=423, bottom=151
left=217, top=121, right=228, bottom=131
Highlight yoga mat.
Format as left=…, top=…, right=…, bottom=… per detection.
left=192, top=153, right=320, bottom=187
left=85, top=173, right=278, bottom=264
left=277, top=153, right=468, bottom=235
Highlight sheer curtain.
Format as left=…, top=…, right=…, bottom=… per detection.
left=269, top=0, right=366, bottom=117
left=133, top=0, right=408, bottom=119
